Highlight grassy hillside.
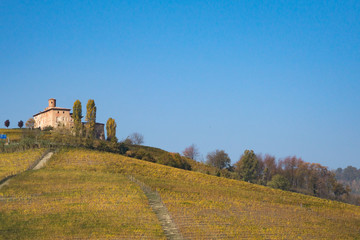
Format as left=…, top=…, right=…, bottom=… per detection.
left=0, top=149, right=45, bottom=179
left=1, top=148, right=359, bottom=239
left=0, top=155, right=165, bottom=239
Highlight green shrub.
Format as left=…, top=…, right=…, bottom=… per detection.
left=267, top=174, right=290, bottom=190
left=159, top=153, right=191, bottom=170
left=43, top=126, right=54, bottom=131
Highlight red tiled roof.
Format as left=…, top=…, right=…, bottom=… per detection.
left=33, top=107, right=71, bottom=117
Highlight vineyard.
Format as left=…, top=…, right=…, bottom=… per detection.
left=0, top=129, right=24, bottom=142
left=0, top=154, right=165, bottom=239
left=0, top=149, right=45, bottom=180
left=1, top=148, right=360, bottom=239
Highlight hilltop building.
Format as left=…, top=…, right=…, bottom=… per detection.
left=33, top=98, right=105, bottom=139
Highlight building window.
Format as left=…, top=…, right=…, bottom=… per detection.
left=58, top=111, right=59, bottom=113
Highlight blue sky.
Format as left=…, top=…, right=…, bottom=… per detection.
left=1, top=1, right=359, bottom=169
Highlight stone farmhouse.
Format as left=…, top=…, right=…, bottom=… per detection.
left=33, top=98, right=105, bottom=139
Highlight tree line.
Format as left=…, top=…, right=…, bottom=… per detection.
left=183, top=144, right=358, bottom=204
left=72, top=99, right=143, bottom=144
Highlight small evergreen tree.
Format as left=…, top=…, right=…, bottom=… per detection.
left=4, top=120, right=10, bottom=128
left=235, top=149, right=259, bottom=182
left=18, top=120, right=24, bottom=128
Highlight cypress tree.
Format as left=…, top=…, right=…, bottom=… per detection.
left=106, top=118, right=117, bottom=141
left=85, top=99, right=96, bottom=138
left=73, top=100, right=82, bottom=136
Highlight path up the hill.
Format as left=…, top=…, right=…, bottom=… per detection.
left=128, top=176, right=184, bottom=240
left=33, top=152, right=53, bottom=170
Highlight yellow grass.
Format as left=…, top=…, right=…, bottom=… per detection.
left=0, top=149, right=45, bottom=180
left=0, top=170, right=165, bottom=239
left=0, top=148, right=165, bottom=239
left=1, top=148, right=360, bottom=239
left=0, top=128, right=24, bottom=142
left=48, top=149, right=360, bottom=239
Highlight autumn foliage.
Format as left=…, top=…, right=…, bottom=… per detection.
left=106, top=118, right=117, bottom=141
left=2, top=149, right=357, bottom=239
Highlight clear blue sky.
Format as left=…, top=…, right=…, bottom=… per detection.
left=1, top=1, right=359, bottom=169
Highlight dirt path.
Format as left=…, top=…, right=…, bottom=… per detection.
left=33, top=152, right=53, bottom=170
left=0, top=151, right=53, bottom=190
left=128, top=176, right=184, bottom=240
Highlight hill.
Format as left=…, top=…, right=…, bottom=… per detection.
left=1, top=148, right=360, bottom=239
left=126, top=144, right=234, bottom=177
left=0, top=149, right=165, bottom=239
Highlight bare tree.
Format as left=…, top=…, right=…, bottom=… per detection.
left=127, top=132, right=144, bottom=145
left=25, top=118, right=35, bottom=129
left=262, top=154, right=278, bottom=183
left=182, top=144, right=199, bottom=160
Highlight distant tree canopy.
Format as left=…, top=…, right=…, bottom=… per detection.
left=4, top=120, right=10, bottom=128
left=182, top=144, right=199, bottom=160
left=106, top=118, right=117, bottom=142
left=234, top=150, right=259, bottom=183
left=18, top=120, right=24, bottom=129
left=269, top=156, right=342, bottom=198
left=206, top=149, right=231, bottom=169
left=73, top=100, right=82, bottom=136
left=262, top=155, right=277, bottom=183
left=335, top=166, right=360, bottom=196
left=85, top=99, right=96, bottom=138
left=336, top=166, right=360, bottom=182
